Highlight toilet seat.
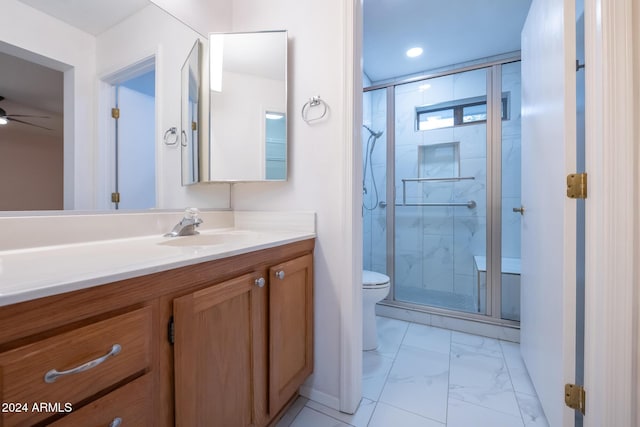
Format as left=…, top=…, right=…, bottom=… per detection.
left=363, top=270, right=390, bottom=289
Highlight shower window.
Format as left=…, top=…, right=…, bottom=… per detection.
left=416, top=94, right=509, bottom=130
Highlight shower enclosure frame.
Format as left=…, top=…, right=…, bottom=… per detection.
left=365, top=54, right=522, bottom=328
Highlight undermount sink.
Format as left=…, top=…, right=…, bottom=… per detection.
left=157, top=230, right=253, bottom=248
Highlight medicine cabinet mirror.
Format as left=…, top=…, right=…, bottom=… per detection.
left=181, top=40, right=201, bottom=186
left=202, top=30, right=288, bottom=182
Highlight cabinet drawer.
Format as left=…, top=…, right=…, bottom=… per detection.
left=48, top=373, right=153, bottom=427
left=0, top=306, right=152, bottom=427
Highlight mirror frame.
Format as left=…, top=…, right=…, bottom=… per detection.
left=181, top=39, right=202, bottom=186
left=204, top=30, right=288, bottom=183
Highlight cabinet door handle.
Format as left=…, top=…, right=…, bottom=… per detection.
left=109, top=417, right=123, bottom=427
left=255, top=277, right=266, bottom=288
left=275, top=270, right=285, bottom=280
left=44, top=344, right=122, bottom=383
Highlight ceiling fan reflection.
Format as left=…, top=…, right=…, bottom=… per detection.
left=0, top=96, right=52, bottom=130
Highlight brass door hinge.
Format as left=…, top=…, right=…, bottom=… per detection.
left=111, top=192, right=120, bottom=203
left=565, top=383, right=586, bottom=414
left=111, top=107, right=120, bottom=119
left=192, top=121, right=197, bottom=131
left=567, top=173, right=587, bottom=199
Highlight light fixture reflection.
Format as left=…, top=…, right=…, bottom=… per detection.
left=0, top=117, right=8, bottom=125
left=406, top=47, right=423, bottom=58
left=209, top=35, right=224, bottom=92
left=266, top=113, right=284, bottom=120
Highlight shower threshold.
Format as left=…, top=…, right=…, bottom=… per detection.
left=375, top=300, right=520, bottom=342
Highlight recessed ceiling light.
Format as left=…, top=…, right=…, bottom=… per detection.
left=406, top=47, right=423, bottom=58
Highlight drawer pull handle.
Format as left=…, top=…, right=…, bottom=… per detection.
left=109, top=417, right=123, bottom=427
left=44, top=344, right=122, bottom=383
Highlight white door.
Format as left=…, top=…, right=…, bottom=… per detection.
left=116, top=81, right=156, bottom=210
left=520, top=0, right=577, bottom=426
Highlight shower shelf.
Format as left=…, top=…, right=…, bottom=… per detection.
left=399, top=176, right=477, bottom=209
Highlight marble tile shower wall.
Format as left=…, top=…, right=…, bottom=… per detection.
left=363, top=65, right=521, bottom=308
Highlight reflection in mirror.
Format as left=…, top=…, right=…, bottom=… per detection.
left=206, top=30, right=287, bottom=182
left=181, top=40, right=201, bottom=186
left=111, top=67, right=156, bottom=210
left=0, top=52, right=64, bottom=211
left=265, top=111, right=286, bottom=180
left=1, top=0, right=213, bottom=212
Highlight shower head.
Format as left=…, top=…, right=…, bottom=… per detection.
left=363, top=124, right=383, bottom=138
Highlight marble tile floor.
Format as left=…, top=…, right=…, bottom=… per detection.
left=277, top=316, right=548, bottom=427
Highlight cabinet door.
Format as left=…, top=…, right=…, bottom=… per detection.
left=269, top=254, right=314, bottom=413
left=173, top=273, right=266, bottom=427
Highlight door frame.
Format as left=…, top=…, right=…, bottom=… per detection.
left=96, top=54, right=157, bottom=211
left=583, top=0, right=639, bottom=425
left=342, top=0, right=639, bottom=422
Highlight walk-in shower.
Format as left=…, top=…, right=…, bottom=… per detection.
left=362, top=58, right=522, bottom=325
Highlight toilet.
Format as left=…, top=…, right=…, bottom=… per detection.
left=362, top=270, right=391, bottom=351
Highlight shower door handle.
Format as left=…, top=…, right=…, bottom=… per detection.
left=513, top=206, right=525, bottom=215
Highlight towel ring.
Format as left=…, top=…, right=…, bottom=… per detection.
left=163, top=127, right=178, bottom=146
left=301, top=96, right=328, bottom=123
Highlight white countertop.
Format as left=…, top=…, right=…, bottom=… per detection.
left=0, top=211, right=316, bottom=307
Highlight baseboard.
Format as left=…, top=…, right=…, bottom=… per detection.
left=299, top=385, right=341, bottom=412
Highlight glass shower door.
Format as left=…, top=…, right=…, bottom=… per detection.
left=362, top=88, right=387, bottom=275
left=500, top=61, right=522, bottom=321
left=393, top=68, right=488, bottom=314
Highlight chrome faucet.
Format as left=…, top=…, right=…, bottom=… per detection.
left=165, top=208, right=203, bottom=237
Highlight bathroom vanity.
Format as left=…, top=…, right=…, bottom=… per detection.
left=0, top=216, right=314, bottom=426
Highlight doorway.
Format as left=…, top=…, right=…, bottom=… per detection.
left=100, top=57, right=156, bottom=210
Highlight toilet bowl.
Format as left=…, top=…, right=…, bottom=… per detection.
left=362, top=270, right=391, bottom=351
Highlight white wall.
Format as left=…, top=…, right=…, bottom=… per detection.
left=150, top=0, right=232, bottom=35
left=229, top=0, right=359, bottom=410
left=0, top=0, right=96, bottom=210
left=210, top=71, right=285, bottom=180
left=95, top=4, right=230, bottom=209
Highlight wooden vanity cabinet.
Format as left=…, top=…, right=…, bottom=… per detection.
left=0, top=238, right=314, bottom=427
left=269, top=254, right=314, bottom=415
left=172, top=252, right=314, bottom=427
left=0, top=305, right=155, bottom=427
left=173, top=272, right=268, bottom=427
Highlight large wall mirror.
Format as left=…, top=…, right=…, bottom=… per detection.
left=204, top=30, right=288, bottom=182
left=0, top=0, right=213, bottom=212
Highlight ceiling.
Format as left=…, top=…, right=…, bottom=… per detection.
left=18, top=0, right=149, bottom=36
left=3, top=1, right=532, bottom=116
left=0, top=0, right=151, bottom=118
left=363, top=0, right=532, bottom=83
left=0, top=50, right=63, bottom=114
